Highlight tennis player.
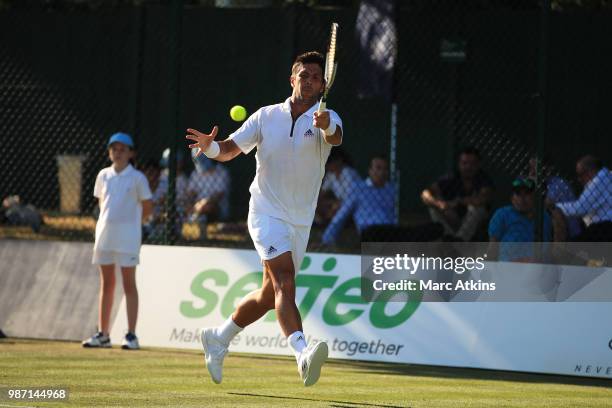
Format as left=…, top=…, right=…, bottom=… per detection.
left=186, top=51, right=342, bottom=386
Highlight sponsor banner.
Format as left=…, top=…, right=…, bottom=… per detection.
left=111, top=245, right=612, bottom=378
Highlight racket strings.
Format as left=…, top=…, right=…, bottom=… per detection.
left=324, top=23, right=338, bottom=93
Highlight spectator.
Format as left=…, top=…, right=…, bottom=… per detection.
left=186, top=148, right=231, bottom=238
left=158, top=147, right=190, bottom=213
left=139, top=160, right=164, bottom=240
left=2, top=195, right=42, bottom=233
left=555, top=155, right=612, bottom=242
left=140, top=160, right=162, bottom=207
left=322, top=155, right=396, bottom=245
left=528, top=157, right=581, bottom=239
left=316, top=148, right=361, bottom=225
left=488, top=177, right=553, bottom=262
left=136, top=149, right=188, bottom=239
left=421, top=146, right=493, bottom=241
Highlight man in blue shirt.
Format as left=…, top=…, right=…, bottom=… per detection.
left=322, top=156, right=396, bottom=245
left=528, top=157, right=582, bottom=239
left=315, top=148, right=361, bottom=226
left=555, top=155, right=612, bottom=242
left=488, top=178, right=552, bottom=262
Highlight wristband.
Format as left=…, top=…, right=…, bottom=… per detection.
left=324, top=121, right=337, bottom=136
left=204, top=141, right=220, bottom=158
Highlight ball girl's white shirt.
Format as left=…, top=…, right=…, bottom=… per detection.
left=94, top=164, right=152, bottom=255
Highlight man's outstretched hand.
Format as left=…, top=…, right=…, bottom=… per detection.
left=186, top=126, right=218, bottom=156
left=313, top=110, right=330, bottom=130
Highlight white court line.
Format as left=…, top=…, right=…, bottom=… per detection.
left=0, top=404, right=39, bottom=408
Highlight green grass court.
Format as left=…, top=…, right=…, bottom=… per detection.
left=0, top=339, right=610, bottom=407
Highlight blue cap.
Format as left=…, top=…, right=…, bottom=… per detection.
left=108, top=132, right=134, bottom=148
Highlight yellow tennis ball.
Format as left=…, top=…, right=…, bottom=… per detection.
left=230, top=105, right=247, bottom=122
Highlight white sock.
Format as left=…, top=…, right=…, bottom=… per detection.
left=288, top=331, right=307, bottom=361
left=213, top=317, right=243, bottom=345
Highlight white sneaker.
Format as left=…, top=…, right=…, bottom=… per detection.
left=298, top=341, right=328, bottom=387
left=82, top=331, right=111, bottom=348
left=201, top=328, right=228, bottom=384
left=121, top=332, right=140, bottom=350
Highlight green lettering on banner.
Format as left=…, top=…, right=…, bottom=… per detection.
left=221, top=272, right=262, bottom=319
left=180, top=258, right=422, bottom=328
left=300, top=256, right=311, bottom=270
left=369, top=284, right=423, bottom=329
left=322, top=277, right=367, bottom=326
left=322, top=257, right=337, bottom=272
left=180, top=269, right=228, bottom=318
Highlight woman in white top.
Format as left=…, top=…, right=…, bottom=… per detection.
left=82, top=133, right=152, bottom=350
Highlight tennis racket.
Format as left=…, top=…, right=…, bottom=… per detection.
left=318, top=22, right=339, bottom=112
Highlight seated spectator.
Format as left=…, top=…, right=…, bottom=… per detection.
left=554, top=155, right=612, bottom=242
left=488, top=177, right=553, bottom=262
left=2, top=195, right=42, bottom=233
left=322, top=155, right=396, bottom=245
left=421, top=146, right=493, bottom=241
left=139, top=160, right=163, bottom=240
left=158, top=147, right=190, bottom=216
left=316, top=148, right=361, bottom=226
left=146, top=148, right=189, bottom=239
left=140, top=159, right=162, bottom=209
left=528, top=157, right=581, bottom=239
left=187, top=149, right=231, bottom=238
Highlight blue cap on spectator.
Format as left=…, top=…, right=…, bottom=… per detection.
left=108, top=132, right=134, bottom=148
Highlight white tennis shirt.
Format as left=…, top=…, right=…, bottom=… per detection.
left=229, top=97, right=343, bottom=226
left=94, top=164, right=152, bottom=254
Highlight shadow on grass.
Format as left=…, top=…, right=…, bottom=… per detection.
left=229, top=354, right=612, bottom=390
left=227, top=392, right=408, bottom=408
left=323, top=358, right=612, bottom=390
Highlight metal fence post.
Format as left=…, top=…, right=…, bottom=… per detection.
left=536, top=0, right=551, bottom=243
left=166, top=0, right=183, bottom=245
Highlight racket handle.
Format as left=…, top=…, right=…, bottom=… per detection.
left=318, top=99, right=327, bottom=112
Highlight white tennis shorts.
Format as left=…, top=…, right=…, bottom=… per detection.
left=247, top=212, right=311, bottom=272
left=92, top=250, right=140, bottom=267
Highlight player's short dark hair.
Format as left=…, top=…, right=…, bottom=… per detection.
left=291, top=51, right=325, bottom=76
